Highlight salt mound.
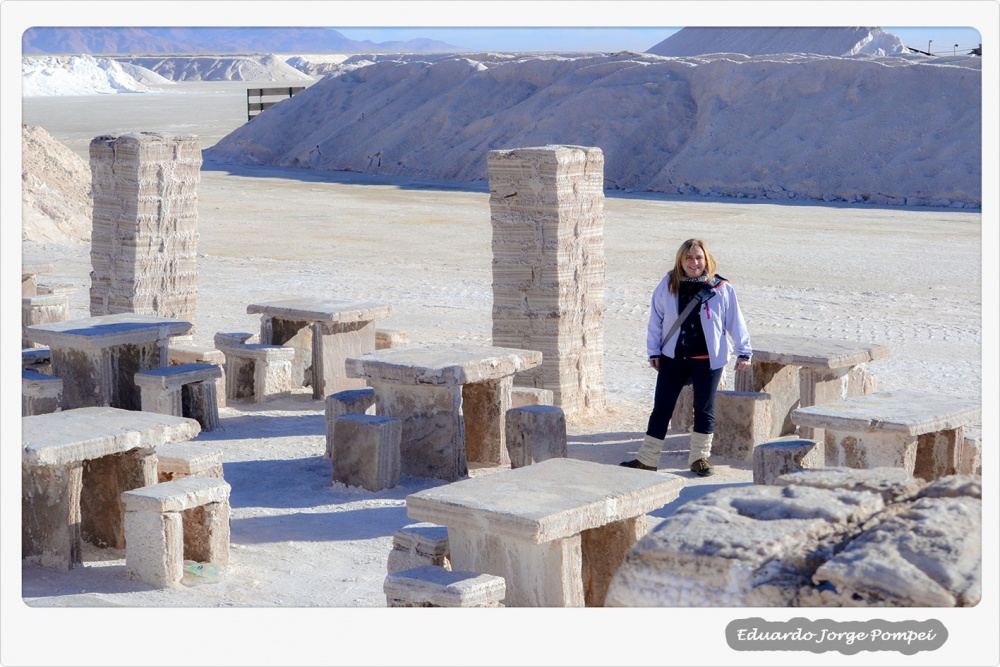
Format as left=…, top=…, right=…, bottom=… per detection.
left=113, top=54, right=314, bottom=81
left=22, top=55, right=161, bottom=96
left=21, top=125, right=92, bottom=243
left=204, top=51, right=981, bottom=208
left=648, top=26, right=906, bottom=57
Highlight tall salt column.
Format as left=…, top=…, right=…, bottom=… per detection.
left=89, top=132, right=201, bottom=325
left=488, top=145, right=606, bottom=414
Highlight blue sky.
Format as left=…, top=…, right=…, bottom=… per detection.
left=336, top=26, right=984, bottom=55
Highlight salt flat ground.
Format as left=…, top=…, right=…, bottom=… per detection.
left=16, top=81, right=982, bottom=611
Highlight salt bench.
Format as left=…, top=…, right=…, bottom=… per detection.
left=331, top=414, right=401, bottom=492
left=168, top=344, right=227, bottom=409
left=22, top=407, right=201, bottom=570
left=511, top=386, right=554, bottom=408
left=504, top=405, right=567, bottom=468
left=22, top=369, right=63, bottom=416
left=752, top=437, right=824, bottom=485
left=214, top=332, right=295, bottom=404
left=22, top=288, right=72, bottom=349
left=387, top=523, right=451, bottom=574
left=22, top=347, right=52, bottom=373
left=122, top=476, right=231, bottom=587
left=156, top=443, right=225, bottom=482
left=22, top=261, right=54, bottom=296
left=325, top=388, right=376, bottom=459
left=135, top=363, right=222, bottom=431
left=384, top=565, right=506, bottom=607
left=790, top=390, right=981, bottom=481
left=376, top=328, right=409, bottom=350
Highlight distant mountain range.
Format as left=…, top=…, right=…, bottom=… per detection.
left=21, top=27, right=467, bottom=55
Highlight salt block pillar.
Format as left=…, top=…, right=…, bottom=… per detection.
left=488, top=145, right=606, bottom=415
left=89, top=132, right=201, bottom=326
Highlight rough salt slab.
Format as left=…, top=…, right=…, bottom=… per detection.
left=121, top=476, right=231, bottom=513
left=406, top=458, right=683, bottom=543
left=23, top=407, right=200, bottom=466
left=809, top=493, right=981, bottom=607
left=347, top=343, right=543, bottom=386
left=640, top=484, right=885, bottom=567
left=749, top=333, right=892, bottom=368
left=789, top=390, right=981, bottom=435
left=247, top=297, right=392, bottom=323
left=774, top=466, right=925, bottom=503
left=25, top=312, right=193, bottom=350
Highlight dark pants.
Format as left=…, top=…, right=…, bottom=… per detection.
left=645, top=355, right=724, bottom=439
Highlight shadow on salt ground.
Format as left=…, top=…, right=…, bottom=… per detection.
left=231, top=505, right=411, bottom=544
left=22, top=562, right=168, bottom=599
left=223, top=456, right=346, bottom=508
left=195, top=412, right=326, bottom=442
left=223, top=455, right=443, bottom=508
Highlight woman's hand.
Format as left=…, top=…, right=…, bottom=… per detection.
left=649, top=358, right=659, bottom=370
left=735, top=358, right=751, bottom=371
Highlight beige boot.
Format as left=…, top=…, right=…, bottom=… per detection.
left=634, top=434, right=665, bottom=469
left=688, top=432, right=715, bottom=476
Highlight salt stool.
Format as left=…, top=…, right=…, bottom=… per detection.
left=156, top=443, right=225, bottom=482
left=134, top=363, right=223, bottom=431
left=214, top=332, right=294, bottom=403
left=384, top=565, right=506, bottom=607
left=122, top=476, right=231, bottom=588
left=168, top=344, right=227, bottom=409
left=22, top=369, right=62, bottom=416
left=387, top=523, right=451, bottom=574
left=22, top=289, right=71, bottom=349
left=668, top=384, right=695, bottom=433
left=752, top=437, right=824, bottom=485
left=22, top=347, right=52, bottom=374
left=332, top=414, right=401, bottom=492
left=375, top=328, right=409, bottom=350
left=712, top=390, right=773, bottom=461
left=504, top=405, right=567, bottom=469
left=510, top=386, right=554, bottom=408
left=325, top=388, right=376, bottom=459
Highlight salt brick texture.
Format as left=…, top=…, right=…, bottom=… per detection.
left=89, top=132, right=201, bottom=323
left=488, top=145, right=606, bottom=415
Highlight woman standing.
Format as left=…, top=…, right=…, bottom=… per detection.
left=621, top=238, right=752, bottom=476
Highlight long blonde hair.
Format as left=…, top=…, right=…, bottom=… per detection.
left=668, top=238, right=717, bottom=295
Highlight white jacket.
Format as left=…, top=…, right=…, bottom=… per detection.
left=646, top=273, right=752, bottom=370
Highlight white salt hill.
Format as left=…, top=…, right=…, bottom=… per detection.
left=647, top=26, right=907, bottom=57
left=21, top=54, right=168, bottom=97
left=204, top=28, right=980, bottom=208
